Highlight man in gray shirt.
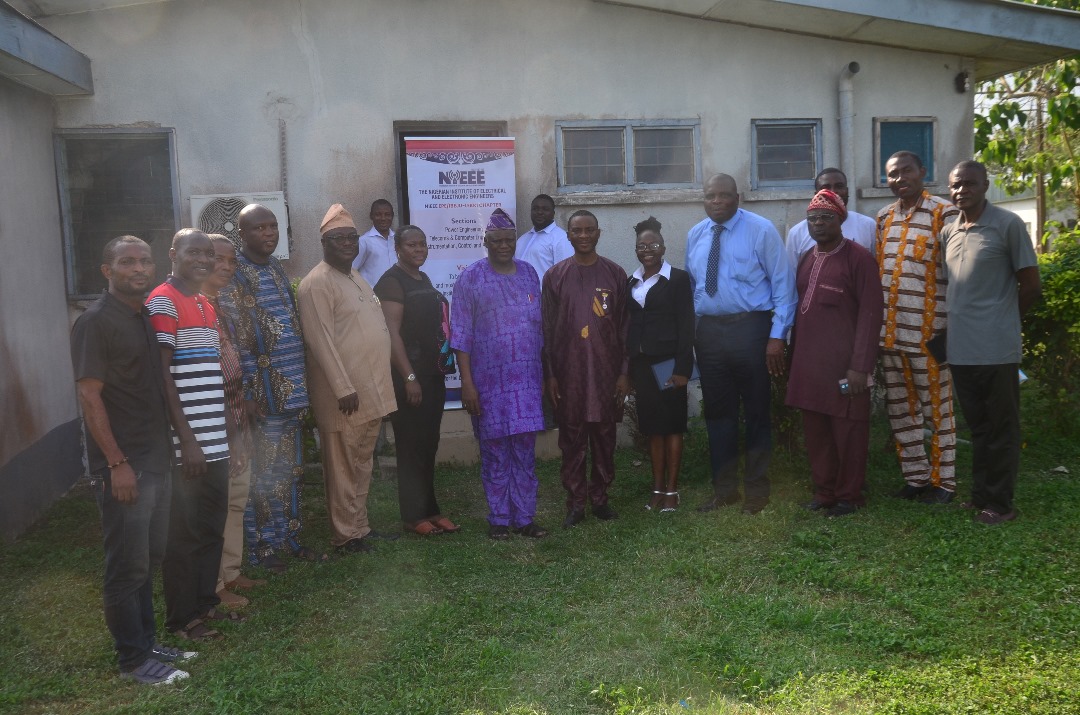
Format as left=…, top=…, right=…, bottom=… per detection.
left=940, top=160, right=1041, bottom=525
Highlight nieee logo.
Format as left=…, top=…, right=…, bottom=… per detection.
left=439, top=169, right=486, bottom=185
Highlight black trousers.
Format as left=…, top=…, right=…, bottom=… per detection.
left=163, top=458, right=229, bottom=631
left=695, top=312, right=773, bottom=504
left=951, top=363, right=1021, bottom=514
left=390, top=374, right=445, bottom=523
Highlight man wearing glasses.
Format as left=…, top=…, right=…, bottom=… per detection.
left=298, top=204, right=398, bottom=553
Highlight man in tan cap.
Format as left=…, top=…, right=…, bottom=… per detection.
left=297, top=204, right=399, bottom=553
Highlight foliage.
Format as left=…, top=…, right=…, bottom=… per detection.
left=3, top=411, right=1079, bottom=714
left=1022, top=226, right=1080, bottom=411
left=974, top=0, right=1080, bottom=236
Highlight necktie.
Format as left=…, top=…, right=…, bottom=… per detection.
left=705, top=224, right=723, bottom=297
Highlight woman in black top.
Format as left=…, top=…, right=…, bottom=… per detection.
left=626, top=217, right=695, bottom=512
left=374, top=225, right=459, bottom=536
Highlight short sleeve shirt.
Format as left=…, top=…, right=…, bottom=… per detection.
left=940, top=202, right=1038, bottom=365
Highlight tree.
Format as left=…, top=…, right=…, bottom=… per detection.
left=974, top=0, right=1080, bottom=251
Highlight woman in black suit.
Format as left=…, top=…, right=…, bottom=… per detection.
left=627, top=217, right=696, bottom=512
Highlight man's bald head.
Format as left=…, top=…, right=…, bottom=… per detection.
left=237, top=204, right=280, bottom=263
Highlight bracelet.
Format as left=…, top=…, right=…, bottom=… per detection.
left=108, top=457, right=129, bottom=469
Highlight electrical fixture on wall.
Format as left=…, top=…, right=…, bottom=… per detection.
left=190, top=191, right=290, bottom=259
left=954, top=71, right=971, bottom=94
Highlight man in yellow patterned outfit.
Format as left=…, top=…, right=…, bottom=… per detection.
left=877, top=151, right=959, bottom=504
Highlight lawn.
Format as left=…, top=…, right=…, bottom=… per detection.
left=2, top=385, right=1078, bottom=715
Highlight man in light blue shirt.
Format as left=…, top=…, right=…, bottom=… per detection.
left=516, top=194, right=574, bottom=286
left=686, top=173, right=796, bottom=514
left=351, top=199, right=396, bottom=287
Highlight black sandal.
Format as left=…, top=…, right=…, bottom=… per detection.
left=512, top=522, right=549, bottom=539
left=292, top=546, right=331, bottom=563
left=488, top=525, right=511, bottom=541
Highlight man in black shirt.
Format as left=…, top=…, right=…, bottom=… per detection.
left=70, top=235, right=190, bottom=685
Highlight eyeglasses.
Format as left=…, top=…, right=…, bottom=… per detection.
left=806, top=213, right=838, bottom=224
left=635, top=242, right=663, bottom=252
left=326, top=234, right=360, bottom=244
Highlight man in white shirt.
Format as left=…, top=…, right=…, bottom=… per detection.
left=351, top=199, right=396, bottom=287
left=786, top=168, right=876, bottom=266
left=515, top=194, right=573, bottom=284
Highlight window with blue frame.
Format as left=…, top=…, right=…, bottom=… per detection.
left=751, top=119, right=822, bottom=189
left=556, top=120, right=701, bottom=191
left=875, top=117, right=936, bottom=185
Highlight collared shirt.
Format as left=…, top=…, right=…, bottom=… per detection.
left=70, top=290, right=172, bottom=475
left=940, top=201, right=1038, bottom=365
left=685, top=208, right=796, bottom=340
left=786, top=210, right=877, bottom=265
left=351, top=226, right=396, bottom=288
left=515, top=222, right=574, bottom=285
left=630, top=260, right=673, bottom=308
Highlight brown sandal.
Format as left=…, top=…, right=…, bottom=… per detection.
left=407, top=520, right=444, bottom=536
left=430, top=516, right=460, bottom=533
left=172, top=618, right=222, bottom=642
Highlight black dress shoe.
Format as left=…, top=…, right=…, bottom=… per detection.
left=337, top=538, right=373, bottom=554
left=696, top=492, right=740, bottom=513
left=918, top=487, right=955, bottom=505
left=488, top=525, right=511, bottom=541
left=592, top=504, right=619, bottom=520
left=894, top=484, right=930, bottom=500
left=562, top=510, right=586, bottom=528
left=804, top=500, right=832, bottom=511
left=365, top=530, right=401, bottom=541
left=741, top=499, right=768, bottom=515
left=826, top=501, right=859, bottom=517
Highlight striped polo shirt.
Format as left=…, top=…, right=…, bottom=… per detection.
left=147, top=277, right=230, bottom=463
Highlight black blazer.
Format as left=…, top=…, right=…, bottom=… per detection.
left=626, top=266, right=695, bottom=378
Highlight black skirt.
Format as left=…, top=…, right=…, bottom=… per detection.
left=630, top=354, right=689, bottom=436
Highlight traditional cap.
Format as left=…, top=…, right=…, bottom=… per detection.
left=486, top=207, right=516, bottom=231
left=320, top=203, right=356, bottom=234
left=806, top=189, right=847, bottom=222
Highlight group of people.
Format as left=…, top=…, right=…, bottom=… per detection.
left=71, top=152, right=1040, bottom=685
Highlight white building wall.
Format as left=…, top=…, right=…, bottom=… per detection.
left=42, top=0, right=974, bottom=275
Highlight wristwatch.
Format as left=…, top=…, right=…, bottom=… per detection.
left=406, top=373, right=417, bottom=383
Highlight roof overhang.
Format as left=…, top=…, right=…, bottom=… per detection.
left=598, top=0, right=1080, bottom=80
left=0, top=1, right=92, bottom=95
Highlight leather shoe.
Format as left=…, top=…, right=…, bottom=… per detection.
left=696, top=492, right=740, bottom=513
left=742, top=499, right=768, bottom=515
left=337, top=537, right=373, bottom=554
left=562, top=509, right=586, bottom=528
left=894, top=484, right=930, bottom=500
left=918, top=486, right=955, bottom=505
left=592, top=504, right=619, bottom=520
left=826, top=501, right=859, bottom=517
left=804, top=500, right=831, bottom=511
left=224, top=574, right=267, bottom=590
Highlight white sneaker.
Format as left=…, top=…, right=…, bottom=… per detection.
left=151, top=643, right=198, bottom=662
left=120, top=658, right=190, bottom=685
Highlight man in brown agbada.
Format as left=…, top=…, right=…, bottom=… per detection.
left=298, top=204, right=398, bottom=553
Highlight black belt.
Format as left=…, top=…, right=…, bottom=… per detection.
left=700, top=311, right=770, bottom=325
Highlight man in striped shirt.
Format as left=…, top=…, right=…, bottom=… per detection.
left=877, top=151, right=959, bottom=505
left=147, top=228, right=232, bottom=642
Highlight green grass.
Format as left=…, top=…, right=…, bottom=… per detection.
left=2, top=387, right=1079, bottom=714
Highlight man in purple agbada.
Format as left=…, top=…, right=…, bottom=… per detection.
left=451, top=210, right=549, bottom=540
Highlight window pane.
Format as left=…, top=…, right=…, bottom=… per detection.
left=879, top=121, right=934, bottom=183
left=634, top=128, right=694, bottom=184
left=754, top=123, right=817, bottom=184
left=60, top=134, right=176, bottom=296
left=563, top=128, right=625, bottom=185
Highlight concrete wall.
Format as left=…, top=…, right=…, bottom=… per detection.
left=0, top=78, right=84, bottom=542
left=40, top=0, right=975, bottom=276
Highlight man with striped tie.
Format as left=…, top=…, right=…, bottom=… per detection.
left=147, top=228, right=233, bottom=642
left=686, top=174, right=797, bottom=516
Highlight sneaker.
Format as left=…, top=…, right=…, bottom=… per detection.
left=151, top=644, right=198, bottom=663
left=121, top=658, right=189, bottom=685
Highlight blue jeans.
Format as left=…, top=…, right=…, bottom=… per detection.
left=94, top=468, right=171, bottom=671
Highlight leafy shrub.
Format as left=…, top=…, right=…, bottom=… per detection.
left=1023, top=225, right=1080, bottom=410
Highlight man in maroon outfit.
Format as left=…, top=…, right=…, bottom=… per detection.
left=542, top=210, right=630, bottom=527
left=786, top=190, right=883, bottom=517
